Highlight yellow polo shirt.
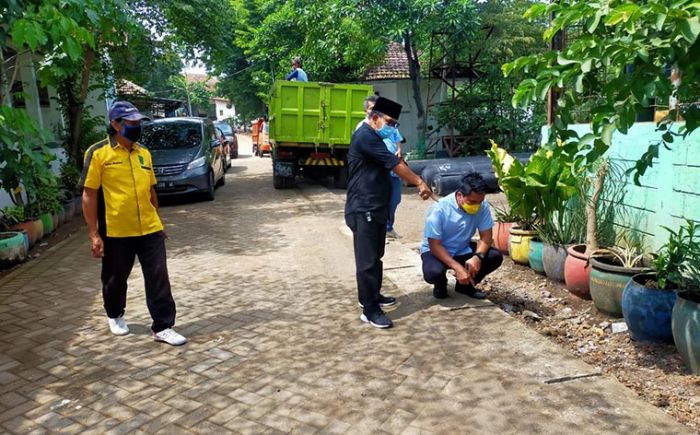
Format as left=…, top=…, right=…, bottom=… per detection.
left=81, top=137, right=163, bottom=238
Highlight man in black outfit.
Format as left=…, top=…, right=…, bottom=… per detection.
left=345, top=97, right=433, bottom=329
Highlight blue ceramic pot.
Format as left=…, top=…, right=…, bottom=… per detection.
left=622, top=273, right=677, bottom=344
left=528, top=238, right=544, bottom=274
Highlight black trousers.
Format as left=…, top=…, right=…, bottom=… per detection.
left=101, top=232, right=176, bottom=332
left=345, top=211, right=387, bottom=315
left=421, top=242, right=503, bottom=292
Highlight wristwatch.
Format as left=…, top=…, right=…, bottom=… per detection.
left=475, top=252, right=485, bottom=261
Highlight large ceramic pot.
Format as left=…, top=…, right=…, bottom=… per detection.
left=0, top=231, right=28, bottom=265
left=73, top=195, right=82, bottom=218
left=62, top=200, right=75, bottom=223
left=51, top=212, right=59, bottom=231
left=622, top=273, right=676, bottom=344
left=542, top=243, right=567, bottom=283
left=528, top=238, right=545, bottom=274
left=672, top=293, right=700, bottom=374
left=39, top=212, right=54, bottom=237
left=589, top=256, right=647, bottom=317
left=493, top=222, right=514, bottom=255
left=10, top=219, right=43, bottom=248
left=57, top=206, right=66, bottom=226
left=509, top=227, right=538, bottom=265
left=564, top=244, right=591, bottom=299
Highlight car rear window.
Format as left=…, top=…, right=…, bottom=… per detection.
left=142, top=121, right=202, bottom=150
left=215, top=123, right=233, bottom=135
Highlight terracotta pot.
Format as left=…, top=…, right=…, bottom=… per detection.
left=589, top=256, right=647, bottom=317
left=10, top=219, right=42, bottom=248
left=509, top=227, right=538, bottom=265
left=493, top=222, right=513, bottom=255
left=0, top=231, right=28, bottom=265
left=564, top=244, right=591, bottom=299
left=622, top=273, right=676, bottom=344
left=527, top=238, right=545, bottom=274
left=542, top=243, right=567, bottom=283
left=672, top=293, right=700, bottom=374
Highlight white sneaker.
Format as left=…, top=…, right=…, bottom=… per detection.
left=107, top=316, right=129, bottom=336
left=386, top=229, right=401, bottom=239
left=152, top=328, right=187, bottom=346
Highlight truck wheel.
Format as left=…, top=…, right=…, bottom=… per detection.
left=333, top=167, right=348, bottom=189
left=273, top=174, right=284, bottom=189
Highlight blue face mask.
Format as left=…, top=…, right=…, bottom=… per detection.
left=377, top=124, right=396, bottom=139
left=120, top=123, right=142, bottom=143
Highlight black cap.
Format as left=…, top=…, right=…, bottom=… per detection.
left=372, top=97, right=402, bottom=120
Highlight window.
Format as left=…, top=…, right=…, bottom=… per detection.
left=219, top=109, right=224, bottom=116
left=37, top=82, right=50, bottom=107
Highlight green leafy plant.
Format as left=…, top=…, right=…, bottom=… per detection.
left=493, top=205, right=521, bottom=224
left=487, top=139, right=579, bottom=231
left=0, top=206, right=25, bottom=230
left=591, top=230, right=649, bottom=269
left=654, top=220, right=700, bottom=292
left=0, top=106, right=55, bottom=205
left=503, top=0, right=700, bottom=184
left=59, top=158, right=82, bottom=195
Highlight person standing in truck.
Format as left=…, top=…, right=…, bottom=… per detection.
left=81, top=101, right=186, bottom=346
left=285, top=57, right=308, bottom=82
left=345, top=96, right=433, bottom=329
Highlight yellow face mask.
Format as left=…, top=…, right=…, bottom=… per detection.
left=461, top=202, right=481, bottom=215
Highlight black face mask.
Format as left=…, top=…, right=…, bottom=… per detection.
left=120, top=123, right=142, bottom=142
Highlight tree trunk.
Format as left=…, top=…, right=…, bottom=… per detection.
left=585, top=162, right=609, bottom=255
left=65, top=47, right=95, bottom=167
left=403, top=32, right=425, bottom=143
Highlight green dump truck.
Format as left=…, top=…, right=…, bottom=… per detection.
left=268, top=81, right=373, bottom=189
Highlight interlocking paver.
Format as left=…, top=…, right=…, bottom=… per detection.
left=0, top=137, right=695, bottom=434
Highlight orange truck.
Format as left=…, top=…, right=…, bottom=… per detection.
left=251, top=118, right=264, bottom=156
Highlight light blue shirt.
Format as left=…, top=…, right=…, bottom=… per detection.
left=286, top=68, right=308, bottom=82
left=384, top=129, right=402, bottom=178
left=420, top=192, right=494, bottom=256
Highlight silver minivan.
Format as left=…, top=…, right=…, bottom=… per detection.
left=141, top=118, right=226, bottom=200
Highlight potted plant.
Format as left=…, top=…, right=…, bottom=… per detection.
left=493, top=206, right=519, bottom=255
left=670, top=220, right=700, bottom=373
left=487, top=142, right=542, bottom=265
left=621, top=223, right=697, bottom=344
left=3, top=205, right=42, bottom=250
left=537, top=197, right=585, bottom=284
left=564, top=160, right=625, bottom=298
left=528, top=237, right=545, bottom=274
left=589, top=232, right=649, bottom=317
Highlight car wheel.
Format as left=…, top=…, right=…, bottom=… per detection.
left=216, top=162, right=226, bottom=187
left=203, top=171, right=215, bottom=201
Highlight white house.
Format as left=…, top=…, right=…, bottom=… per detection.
left=360, top=42, right=447, bottom=155
left=212, top=96, right=236, bottom=121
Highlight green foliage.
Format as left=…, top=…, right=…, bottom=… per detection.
left=0, top=206, right=25, bottom=230
left=503, top=0, right=700, bottom=184
left=435, top=0, right=548, bottom=153
left=0, top=107, right=55, bottom=205
left=654, top=220, right=700, bottom=292
left=59, top=159, right=81, bottom=195
left=168, top=76, right=213, bottom=115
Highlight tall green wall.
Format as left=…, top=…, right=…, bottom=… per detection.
left=545, top=123, right=700, bottom=250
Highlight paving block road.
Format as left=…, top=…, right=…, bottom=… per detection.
left=0, top=136, right=692, bottom=434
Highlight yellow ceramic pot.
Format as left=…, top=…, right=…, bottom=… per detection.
left=509, top=227, right=539, bottom=265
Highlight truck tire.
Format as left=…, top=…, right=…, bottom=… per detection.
left=273, top=175, right=295, bottom=189
left=333, top=167, right=348, bottom=189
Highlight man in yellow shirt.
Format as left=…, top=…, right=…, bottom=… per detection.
left=81, top=101, right=186, bottom=346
